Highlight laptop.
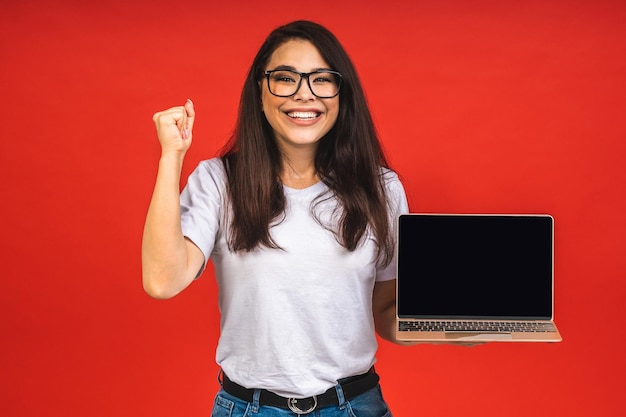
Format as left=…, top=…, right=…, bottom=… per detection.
left=396, top=214, right=562, bottom=342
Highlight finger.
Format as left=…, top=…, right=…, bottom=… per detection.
left=177, top=105, right=187, bottom=130
left=153, top=106, right=185, bottom=127
left=184, top=98, right=195, bottom=131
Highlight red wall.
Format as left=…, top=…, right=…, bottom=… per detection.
left=1, top=1, right=625, bottom=416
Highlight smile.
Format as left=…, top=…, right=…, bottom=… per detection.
left=287, top=111, right=320, bottom=120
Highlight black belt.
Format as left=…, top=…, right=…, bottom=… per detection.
left=220, top=367, right=380, bottom=415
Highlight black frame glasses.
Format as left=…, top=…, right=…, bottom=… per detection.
left=264, top=69, right=342, bottom=99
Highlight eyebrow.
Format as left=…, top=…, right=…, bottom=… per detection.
left=269, top=64, right=334, bottom=72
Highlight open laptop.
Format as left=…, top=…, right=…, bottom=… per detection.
left=396, top=214, right=562, bottom=342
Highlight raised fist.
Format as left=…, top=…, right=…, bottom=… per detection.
left=152, top=99, right=195, bottom=154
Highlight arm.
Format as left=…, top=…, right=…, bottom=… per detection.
left=372, top=279, right=417, bottom=345
left=142, top=99, right=204, bottom=299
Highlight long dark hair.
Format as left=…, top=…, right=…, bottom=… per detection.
left=221, top=20, right=394, bottom=266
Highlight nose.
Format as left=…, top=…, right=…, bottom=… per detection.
left=293, top=74, right=315, bottom=100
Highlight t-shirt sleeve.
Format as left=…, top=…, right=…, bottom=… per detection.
left=375, top=170, right=409, bottom=282
left=180, top=158, right=226, bottom=277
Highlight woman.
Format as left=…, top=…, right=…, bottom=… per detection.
left=143, top=20, right=408, bottom=416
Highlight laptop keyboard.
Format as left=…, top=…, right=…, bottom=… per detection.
left=398, top=320, right=557, bottom=333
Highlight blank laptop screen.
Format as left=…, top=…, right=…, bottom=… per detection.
left=397, top=214, right=554, bottom=320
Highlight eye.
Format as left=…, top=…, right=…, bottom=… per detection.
left=271, top=71, right=298, bottom=83
left=311, top=72, right=337, bottom=85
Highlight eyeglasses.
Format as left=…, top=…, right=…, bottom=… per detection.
left=264, top=69, right=342, bottom=98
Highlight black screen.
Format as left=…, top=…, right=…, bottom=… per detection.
left=397, top=214, right=553, bottom=320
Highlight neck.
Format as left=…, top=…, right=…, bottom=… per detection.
left=280, top=149, right=318, bottom=189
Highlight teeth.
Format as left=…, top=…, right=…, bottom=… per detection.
left=288, top=111, right=318, bottom=120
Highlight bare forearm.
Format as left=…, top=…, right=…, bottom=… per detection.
left=142, top=153, right=194, bottom=298
left=374, top=303, right=398, bottom=343
left=374, top=298, right=419, bottom=346
left=373, top=280, right=416, bottom=345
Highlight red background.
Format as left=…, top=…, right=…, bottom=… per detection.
left=1, top=1, right=625, bottom=416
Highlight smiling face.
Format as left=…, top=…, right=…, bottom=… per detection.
left=261, top=39, right=339, bottom=155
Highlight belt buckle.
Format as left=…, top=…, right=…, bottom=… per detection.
left=287, top=396, right=317, bottom=415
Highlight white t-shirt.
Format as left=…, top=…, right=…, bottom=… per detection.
left=180, top=157, right=408, bottom=397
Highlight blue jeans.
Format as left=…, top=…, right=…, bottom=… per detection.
left=210, top=384, right=393, bottom=417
